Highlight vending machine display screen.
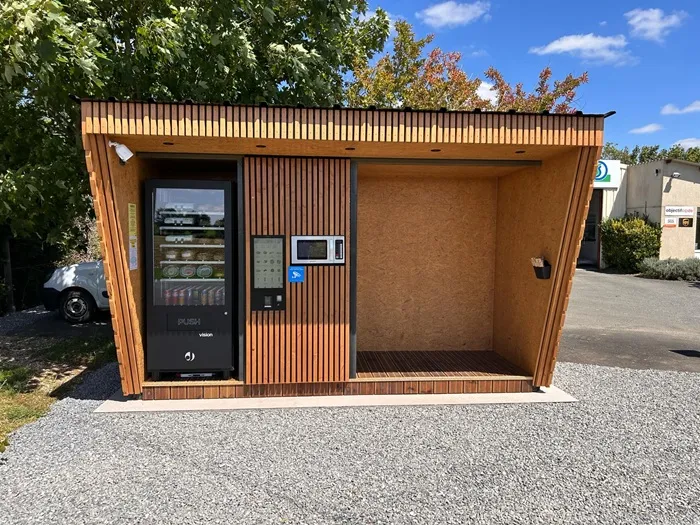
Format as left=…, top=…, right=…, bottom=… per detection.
left=296, top=240, right=328, bottom=260
left=253, top=237, right=284, bottom=289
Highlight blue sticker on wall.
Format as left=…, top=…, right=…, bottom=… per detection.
left=288, top=266, right=305, bottom=283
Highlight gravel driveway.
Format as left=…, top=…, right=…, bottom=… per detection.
left=1, top=362, right=699, bottom=524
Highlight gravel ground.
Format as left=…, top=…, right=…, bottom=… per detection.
left=0, top=307, right=52, bottom=336
left=1, top=362, right=699, bottom=524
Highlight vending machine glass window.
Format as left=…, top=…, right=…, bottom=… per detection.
left=145, top=180, right=234, bottom=380
left=153, top=188, right=227, bottom=307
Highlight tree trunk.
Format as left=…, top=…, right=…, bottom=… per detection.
left=1, top=227, right=16, bottom=314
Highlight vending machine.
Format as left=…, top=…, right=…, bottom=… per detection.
left=145, top=180, right=234, bottom=379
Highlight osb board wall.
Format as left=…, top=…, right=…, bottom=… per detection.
left=245, top=157, right=350, bottom=384
left=83, top=135, right=144, bottom=395
left=81, top=101, right=605, bottom=147
left=357, top=169, right=497, bottom=351
left=492, top=147, right=599, bottom=383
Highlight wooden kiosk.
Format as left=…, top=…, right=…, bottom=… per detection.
left=80, top=100, right=607, bottom=400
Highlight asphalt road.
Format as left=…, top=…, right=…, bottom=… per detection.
left=559, top=269, right=700, bottom=372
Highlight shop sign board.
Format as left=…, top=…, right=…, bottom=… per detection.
left=679, top=217, right=694, bottom=228
left=664, top=206, right=695, bottom=216
left=664, top=217, right=678, bottom=228
left=593, top=160, right=621, bottom=189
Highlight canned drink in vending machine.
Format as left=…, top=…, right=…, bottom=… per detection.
left=208, top=287, right=216, bottom=306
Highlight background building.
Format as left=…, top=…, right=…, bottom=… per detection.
left=579, top=159, right=700, bottom=267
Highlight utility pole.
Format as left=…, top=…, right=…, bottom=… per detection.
left=0, top=225, right=15, bottom=314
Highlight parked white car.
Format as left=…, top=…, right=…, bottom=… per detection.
left=42, top=261, right=109, bottom=323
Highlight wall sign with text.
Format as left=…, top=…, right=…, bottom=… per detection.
left=665, top=206, right=695, bottom=216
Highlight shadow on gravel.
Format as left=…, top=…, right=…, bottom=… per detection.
left=52, top=362, right=121, bottom=401
left=671, top=350, right=700, bottom=359
left=11, top=310, right=112, bottom=338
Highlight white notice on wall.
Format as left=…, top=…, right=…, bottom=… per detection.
left=664, top=217, right=678, bottom=228
left=665, top=205, right=695, bottom=216
left=128, top=203, right=138, bottom=270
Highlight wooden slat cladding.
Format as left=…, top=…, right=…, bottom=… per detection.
left=534, top=145, right=602, bottom=386
left=244, top=157, right=350, bottom=384
left=82, top=135, right=143, bottom=395
left=82, top=101, right=605, bottom=147
left=142, top=378, right=534, bottom=400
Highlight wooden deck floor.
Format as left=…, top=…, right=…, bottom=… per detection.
left=141, top=350, right=534, bottom=400
left=356, top=350, right=530, bottom=380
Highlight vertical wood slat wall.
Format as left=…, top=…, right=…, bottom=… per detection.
left=244, top=157, right=350, bottom=384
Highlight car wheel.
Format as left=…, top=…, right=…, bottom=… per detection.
left=60, top=290, right=95, bottom=323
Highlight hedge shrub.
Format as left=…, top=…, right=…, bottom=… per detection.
left=599, top=215, right=662, bottom=273
left=639, top=258, right=700, bottom=281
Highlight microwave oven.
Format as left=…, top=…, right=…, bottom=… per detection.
left=291, top=235, right=345, bottom=265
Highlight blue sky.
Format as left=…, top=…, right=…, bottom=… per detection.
left=368, top=1, right=699, bottom=149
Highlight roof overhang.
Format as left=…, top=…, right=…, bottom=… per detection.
left=81, top=100, right=605, bottom=161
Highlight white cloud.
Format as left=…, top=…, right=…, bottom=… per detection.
left=466, top=44, right=488, bottom=58
left=477, top=80, right=497, bottom=103
left=661, top=100, right=700, bottom=115
left=416, top=1, right=490, bottom=29
left=625, top=8, right=687, bottom=43
left=674, top=138, right=700, bottom=149
left=629, top=123, right=662, bottom=134
left=529, top=34, right=634, bottom=66
left=599, top=21, right=607, bottom=27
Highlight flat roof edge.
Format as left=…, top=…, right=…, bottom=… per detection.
left=73, top=96, right=612, bottom=118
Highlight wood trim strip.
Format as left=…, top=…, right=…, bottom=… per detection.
left=533, top=146, right=601, bottom=385
left=85, top=136, right=142, bottom=394
left=81, top=102, right=605, bottom=146
left=142, top=377, right=534, bottom=400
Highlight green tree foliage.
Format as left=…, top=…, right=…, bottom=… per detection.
left=0, top=0, right=390, bottom=247
left=600, top=215, right=662, bottom=273
left=347, top=20, right=588, bottom=112
left=602, top=142, right=700, bottom=165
